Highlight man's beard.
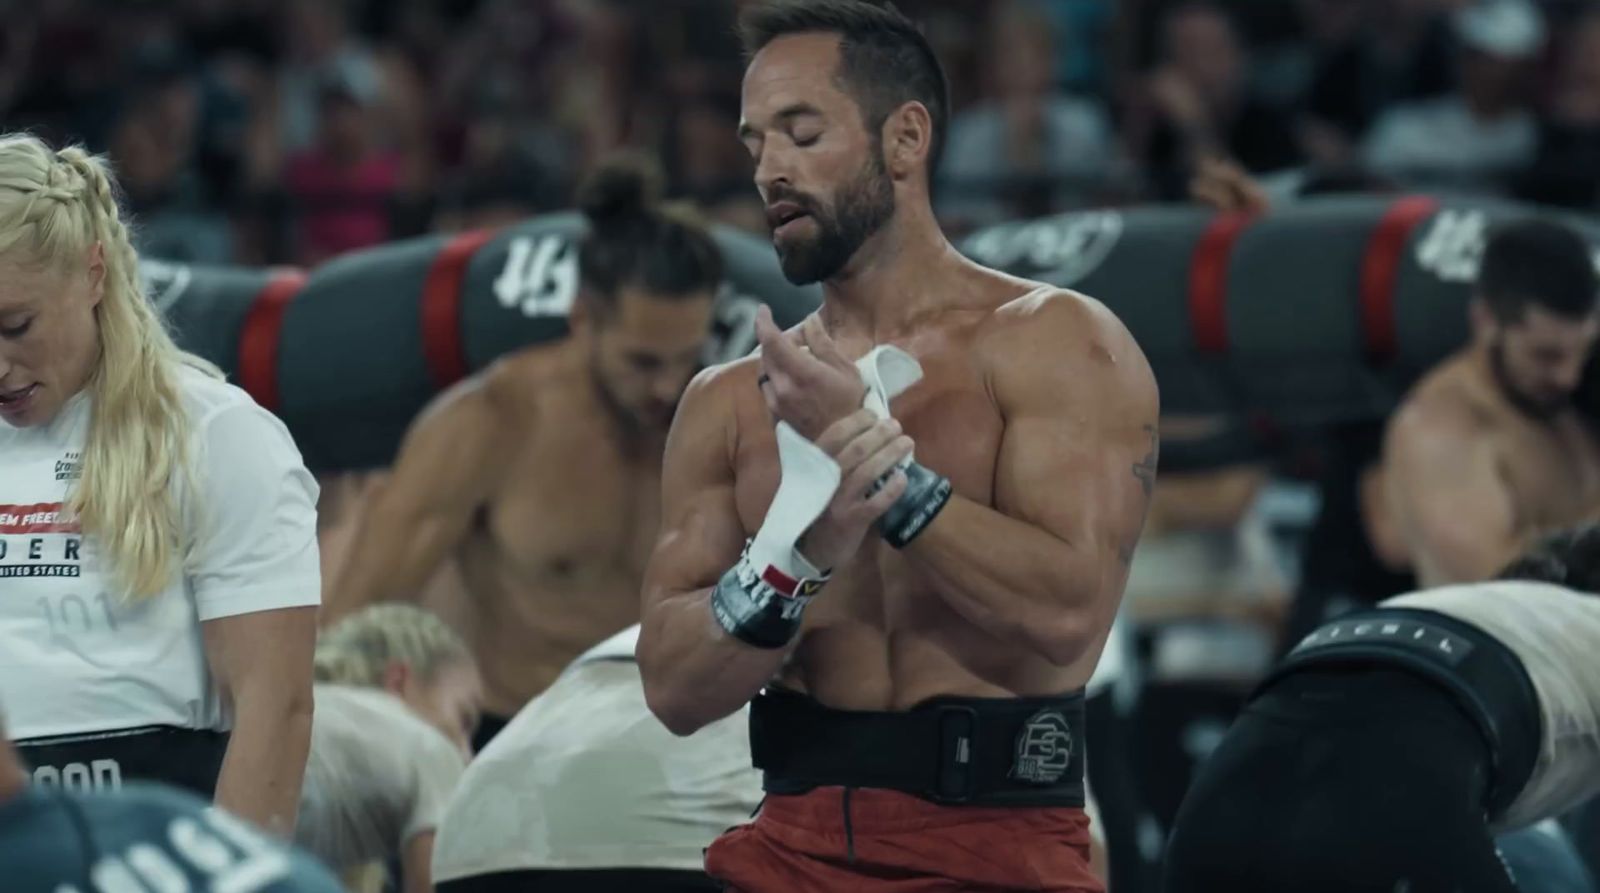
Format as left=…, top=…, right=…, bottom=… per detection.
left=588, top=351, right=674, bottom=446
left=1491, top=340, right=1569, bottom=421
left=772, top=151, right=896, bottom=286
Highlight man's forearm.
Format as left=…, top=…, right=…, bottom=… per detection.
left=639, top=587, right=792, bottom=736
left=214, top=693, right=313, bottom=837
left=904, top=497, right=1101, bottom=664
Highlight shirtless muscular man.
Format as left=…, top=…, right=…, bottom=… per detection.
left=327, top=157, right=724, bottom=749
left=637, top=3, right=1158, bottom=890
left=1369, top=219, right=1600, bottom=586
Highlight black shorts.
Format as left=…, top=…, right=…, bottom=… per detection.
left=1163, top=667, right=1519, bottom=893
left=16, top=725, right=229, bottom=799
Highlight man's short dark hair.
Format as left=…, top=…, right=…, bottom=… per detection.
left=1478, top=218, right=1600, bottom=324
left=739, top=0, right=950, bottom=179
left=1498, top=523, right=1600, bottom=594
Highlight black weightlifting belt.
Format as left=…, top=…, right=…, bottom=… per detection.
left=749, top=686, right=1087, bottom=807
left=17, top=725, right=230, bottom=799
left=1256, top=607, right=1542, bottom=821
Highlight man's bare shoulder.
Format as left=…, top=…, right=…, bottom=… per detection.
left=481, top=342, right=580, bottom=412
left=672, top=354, right=763, bottom=440
left=662, top=356, right=761, bottom=473
left=980, top=284, right=1157, bottom=409
left=1390, top=358, right=1495, bottom=448
left=407, top=348, right=562, bottom=450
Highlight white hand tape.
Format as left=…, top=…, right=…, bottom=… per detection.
left=855, top=345, right=924, bottom=469
left=748, top=420, right=840, bottom=578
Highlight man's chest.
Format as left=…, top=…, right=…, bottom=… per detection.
left=475, top=429, right=663, bottom=581
left=730, top=360, right=1005, bottom=536
left=1498, top=418, right=1600, bottom=528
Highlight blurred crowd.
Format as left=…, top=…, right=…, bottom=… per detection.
left=4, top=0, right=1598, bottom=269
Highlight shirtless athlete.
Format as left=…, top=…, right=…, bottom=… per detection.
left=637, top=3, right=1158, bottom=890
left=326, top=157, right=723, bottom=749
left=1367, top=219, right=1600, bottom=587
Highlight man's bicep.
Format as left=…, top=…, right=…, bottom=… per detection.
left=376, top=391, right=503, bottom=523
left=331, top=391, right=501, bottom=607
left=992, top=300, right=1160, bottom=560
left=644, top=371, right=747, bottom=607
left=1390, top=422, right=1516, bottom=581
left=997, top=409, right=1157, bottom=559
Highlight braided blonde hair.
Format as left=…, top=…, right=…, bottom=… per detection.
left=0, top=134, right=220, bottom=600
left=314, top=605, right=474, bottom=688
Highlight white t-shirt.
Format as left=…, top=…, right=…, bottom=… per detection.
left=296, top=684, right=466, bottom=872
left=0, top=365, right=322, bottom=740
left=431, top=626, right=762, bottom=881
left=1383, top=582, right=1600, bottom=831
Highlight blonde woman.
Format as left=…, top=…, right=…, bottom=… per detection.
left=0, top=135, right=320, bottom=837
left=301, top=605, right=481, bottom=893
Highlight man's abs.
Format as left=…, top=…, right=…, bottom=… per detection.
left=774, top=561, right=1107, bottom=711
left=456, top=530, right=644, bottom=714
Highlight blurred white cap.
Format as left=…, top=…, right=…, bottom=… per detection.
left=1455, top=0, right=1546, bottom=59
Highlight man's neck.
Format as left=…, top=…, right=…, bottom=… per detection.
left=817, top=207, right=968, bottom=337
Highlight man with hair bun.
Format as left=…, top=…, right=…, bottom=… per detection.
left=326, top=153, right=727, bottom=751
left=0, top=134, right=321, bottom=836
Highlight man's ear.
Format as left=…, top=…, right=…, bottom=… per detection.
left=883, top=101, right=934, bottom=182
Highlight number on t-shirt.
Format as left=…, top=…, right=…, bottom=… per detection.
left=36, top=593, right=120, bottom=641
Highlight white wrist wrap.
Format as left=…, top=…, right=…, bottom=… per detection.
left=748, top=421, right=840, bottom=579
left=743, top=344, right=927, bottom=574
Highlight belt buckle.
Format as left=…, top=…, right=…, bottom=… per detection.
left=933, top=705, right=978, bottom=804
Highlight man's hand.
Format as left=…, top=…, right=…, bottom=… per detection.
left=756, top=306, right=864, bottom=441
left=796, top=409, right=911, bottom=569
left=1189, top=157, right=1271, bottom=215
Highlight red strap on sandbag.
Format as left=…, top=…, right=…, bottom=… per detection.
left=1188, top=212, right=1254, bottom=355
left=1359, top=196, right=1439, bottom=363
left=237, top=269, right=308, bottom=412
left=421, top=229, right=498, bottom=390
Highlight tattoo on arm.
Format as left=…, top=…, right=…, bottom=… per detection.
left=1120, top=424, right=1161, bottom=566
left=1132, top=424, right=1159, bottom=500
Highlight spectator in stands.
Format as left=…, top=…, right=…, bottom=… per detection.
left=112, top=60, right=234, bottom=264
left=663, top=90, right=752, bottom=211
left=1520, top=8, right=1600, bottom=209
left=1134, top=2, right=1303, bottom=200
left=433, top=156, right=560, bottom=234
left=938, top=0, right=1117, bottom=226
left=284, top=75, right=403, bottom=265
left=1363, top=0, right=1543, bottom=191
left=276, top=0, right=381, bottom=155
left=1299, top=0, right=1462, bottom=166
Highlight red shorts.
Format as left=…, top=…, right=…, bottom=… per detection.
left=705, top=786, right=1103, bottom=893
